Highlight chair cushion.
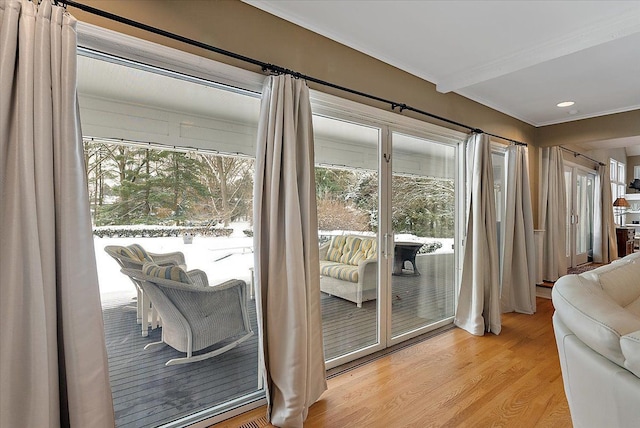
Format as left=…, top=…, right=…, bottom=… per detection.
left=115, top=244, right=153, bottom=263
left=128, top=243, right=152, bottom=262
left=143, top=262, right=192, bottom=284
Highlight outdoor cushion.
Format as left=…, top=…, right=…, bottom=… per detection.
left=320, top=261, right=359, bottom=282
left=326, top=236, right=347, bottom=262
left=340, top=236, right=362, bottom=265
left=143, top=262, right=191, bottom=284
left=128, top=243, right=152, bottom=262
left=116, top=244, right=153, bottom=263
left=363, top=238, right=377, bottom=259
left=348, top=238, right=377, bottom=265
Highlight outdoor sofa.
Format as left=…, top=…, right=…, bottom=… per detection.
left=319, top=235, right=377, bottom=308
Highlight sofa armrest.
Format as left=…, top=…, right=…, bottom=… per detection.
left=621, top=330, right=640, bottom=378
left=319, top=242, right=330, bottom=261
left=358, top=258, right=377, bottom=285
left=553, top=275, right=640, bottom=366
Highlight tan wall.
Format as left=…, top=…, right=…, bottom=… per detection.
left=536, top=110, right=640, bottom=148
left=69, top=0, right=637, bottom=228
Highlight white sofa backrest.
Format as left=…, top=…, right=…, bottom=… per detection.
left=581, top=259, right=640, bottom=308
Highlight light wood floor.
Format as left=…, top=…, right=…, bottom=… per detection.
left=214, top=297, right=571, bottom=428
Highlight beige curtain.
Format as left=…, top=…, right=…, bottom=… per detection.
left=539, top=147, right=567, bottom=281
left=253, top=74, right=327, bottom=427
left=455, top=133, right=501, bottom=336
left=593, top=163, right=618, bottom=263
left=0, top=1, right=114, bottom=427
left=501, top=145, right=536, bottom=314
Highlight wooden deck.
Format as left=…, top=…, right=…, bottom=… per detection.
left=102, top=253, right=455, bottom=427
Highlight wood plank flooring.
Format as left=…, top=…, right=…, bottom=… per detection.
left=214, top=297, right=571, bottom=428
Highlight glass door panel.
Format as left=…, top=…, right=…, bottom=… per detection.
left=313, top=115, right=381, bottom=363
left=565, top=167, right=573, bottom=265
left=575, top=172, right=594, bottom=264
left=390, top=132, right=456, bottom=339
left=565, top=165, right=595, bottom=267
left=80, top=54, right=264, bottom=427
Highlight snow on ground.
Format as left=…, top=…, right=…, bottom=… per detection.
left=96, top=222, right=254, bottom=304
left=95, top=221, right=453, bottom=305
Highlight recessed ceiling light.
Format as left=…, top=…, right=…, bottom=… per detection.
left=557, top=101, right=575, bottom=107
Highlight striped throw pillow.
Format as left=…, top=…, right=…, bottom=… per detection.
left=142, top=262, right=191, bottom=284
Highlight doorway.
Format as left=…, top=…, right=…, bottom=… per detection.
left=564, top=164, right=596, bottom=268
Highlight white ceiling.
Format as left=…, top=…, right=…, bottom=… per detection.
left=245, top=0, right=640, bottom=149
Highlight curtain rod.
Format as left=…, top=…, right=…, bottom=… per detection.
left=560, top=146, right=605, bottom=166
left=63, top=0, right=528, bottom=147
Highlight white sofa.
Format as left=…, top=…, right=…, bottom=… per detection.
left=552, top=252, right=640, bottom=428
left=319, top=235, right=377, bottom=308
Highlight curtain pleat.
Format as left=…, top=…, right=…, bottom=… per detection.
left=500, top=145, right=536, bottom=314
left=593, top=164, right=618, bottom=263
left=539, top=147, right=567, bottom=281
left=0, top=1, right=114, bottom=426
left=455, top=133, right=501, bottom=336
left=254, top=74, right=327, bottom=428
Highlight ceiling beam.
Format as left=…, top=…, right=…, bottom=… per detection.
left=436, top=10, right=640, bottom=94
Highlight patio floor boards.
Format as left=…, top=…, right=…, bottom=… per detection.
left=103, top=253, right=454, bottom=428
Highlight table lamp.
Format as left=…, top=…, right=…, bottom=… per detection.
left=613, top=197, right=631, bottom=225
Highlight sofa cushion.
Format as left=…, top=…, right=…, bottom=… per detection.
left=348, top=238, right=377, bottom=265
left=581, top=259, right=640, bottom=307
left=320, top=260, right=359, bottom=283
left=363, top=238, right=377, bottom=260
left=143, top=262, right=191, bottom=284
left=340, top=236, right=362, bottom=265
left=326, top=236, right=347, bottom=262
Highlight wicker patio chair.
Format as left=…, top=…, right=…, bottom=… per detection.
left=104, top=244, right=189, bottom=336
left=120, top=264, right=254, bottom=366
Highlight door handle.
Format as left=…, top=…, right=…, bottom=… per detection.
left=384, top=234, right=389, bottom=259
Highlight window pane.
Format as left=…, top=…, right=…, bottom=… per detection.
left=80, top=54, right=262, bottom=428
left=390, top=132, right=456, bottom=338
left=313, top=115, right=380, bottom=361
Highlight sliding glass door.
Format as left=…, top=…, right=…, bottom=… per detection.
left=389, top=133, right=456, bottom=340
left=313, top=115, right=382, bottom=363
left=313, top=117, right=460, bottom=366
